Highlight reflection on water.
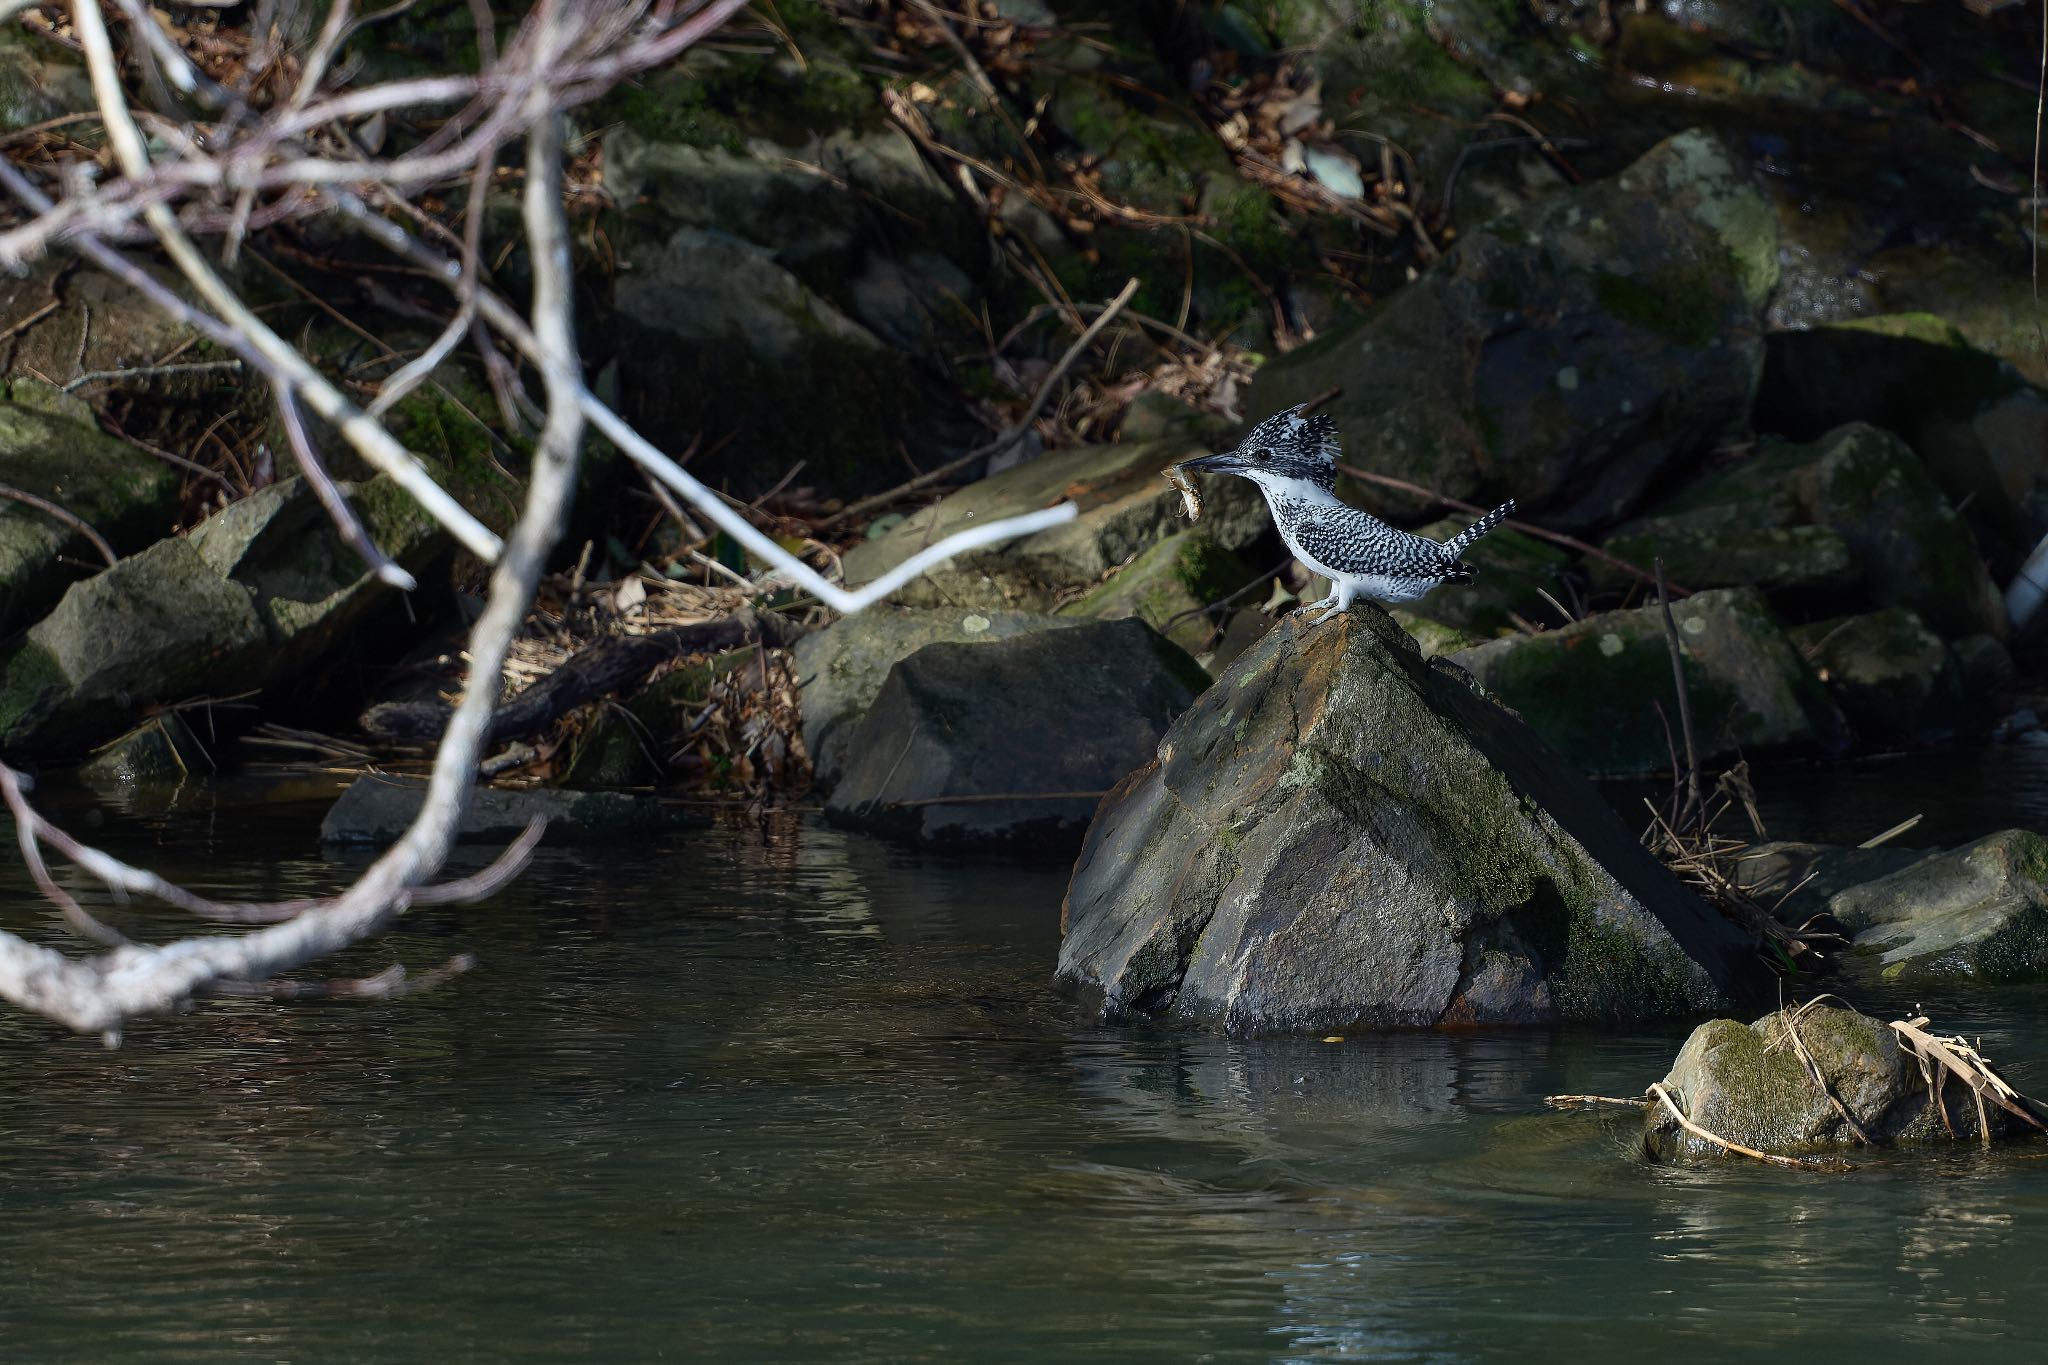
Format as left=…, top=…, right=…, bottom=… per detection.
left=0, top=779, right=2045, bottom=1361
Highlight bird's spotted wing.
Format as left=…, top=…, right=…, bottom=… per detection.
left=1290, top=504, right=1444, bottom=579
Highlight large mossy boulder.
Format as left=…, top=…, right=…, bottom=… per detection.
left=1592, top=423, right=2002, bottom=638
left=0, top=384, right=181, bottom=635
left=1756, top=314, right=2048, bottom=565
left=0, top=537, right=266, bottom=753
left=1593, top=523, right=1859, bottom=609
left=1646, top=1004, right=2025, bottom=1159
left=1449, top=588, right=1847, bottom=777
left=825, top=618, right=1207, bottom=850
left=840, top=436, right=1267, bottom=612
left=1828, top=830, right=2048, bottom=983
left=1237, top=130, right=1775, bottom=532
left=793, top=605, right=1086, bottom=790
left=0, top=476, right=444, bottom=756
left=1056, top=605, right=1772, bottom=1034
left=1788, top=608, right=1972, bottom=742
left=1057, top=529, right=1254, bottom=656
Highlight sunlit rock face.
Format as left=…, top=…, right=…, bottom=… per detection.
left=1057, top=605, right=1772, bottom=1034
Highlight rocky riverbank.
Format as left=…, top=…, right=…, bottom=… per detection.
left=6, top=3, right=2048, bottom=1041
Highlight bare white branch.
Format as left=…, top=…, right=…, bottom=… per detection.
left=0, top=0, right=1080, bottom=1037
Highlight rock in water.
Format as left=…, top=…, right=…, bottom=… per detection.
left=825, top=619, right=1209, bottom=851
left=1647, top=1005, right=2030, bottom=1158
left=1057, top=607, right=1771, bottom=1033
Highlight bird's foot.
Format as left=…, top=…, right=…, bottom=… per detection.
left=1288, top=595, right=1345, bottom=627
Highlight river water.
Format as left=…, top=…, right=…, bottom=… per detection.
left=1, top=758, right=2046, bottom=1363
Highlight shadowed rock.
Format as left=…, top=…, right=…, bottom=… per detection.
left=1829, top=830, right=2048, bottom=983
left=1450, top=588, right=1848, bottom=777
left=794, top=606, right=1087, bottom=791
left=825, top=618, right=1208, bottom=851
left=1235, top=130, right=1775, bottom=533
left=1057, top=605, right=1773, bottom=1034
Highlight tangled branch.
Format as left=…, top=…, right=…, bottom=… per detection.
left=0, top=0, right=1075, bottom=1038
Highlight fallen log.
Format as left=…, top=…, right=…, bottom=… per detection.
left=360, top=610, right=807, bottom=745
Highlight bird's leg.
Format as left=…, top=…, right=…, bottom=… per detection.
left=1305, top=581, right=1357, bottom=625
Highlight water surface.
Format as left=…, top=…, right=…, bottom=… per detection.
left=1, top=772, right=2045, bottom=1362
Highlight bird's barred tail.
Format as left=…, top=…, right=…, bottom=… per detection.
left=1444, top=499, right=1514, bottom=557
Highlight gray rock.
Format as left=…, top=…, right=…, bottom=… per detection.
left=1598, top=423, right=2003, bottom=638
left=793, top=606, right=1085, bottom=791
left=1803, top=424, right=2006, bottom=639
left=1646, top=1004, right=2026, bottom=1160
left=189, top=475, right=447, bottom=677
left=0, top=383, right=181, bottom=634
left=1450, top=588, right=1847, bottom=776
left=826, top=618, right=1208, bottom=850
left=1730, top=840, right=1925, bottom=916
left=1828, top=830, right=2048, bottom=983
left=1789, top=608, right=1971, bottom=740
left=1756, top=314, right=2048, bottom=566
left=321, top=775, right=699, bottom=844
left=611, top=223, right=972, bottom=497
left=841, top=436, right=1267, bottom=612
left=0, top=475, right=444, bottom=755
left=1057, top=529, right=1253, bottom=657
left=1594, top=523, right=1859, bottom=606
left=0, top=537, right=267, bottom=752
left=1236, top=130, right=1775, bottom=532
left=1057, top=606, right=1772, bottom=1034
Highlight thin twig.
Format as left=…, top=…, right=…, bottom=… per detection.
left=0, top=483, right=118, bottom=567
left=1648, top=1083, right=1837, bottom=1170
left=1655, top=559, right=1703, bottom=832
left=817, top=276, right=1140, bottom=531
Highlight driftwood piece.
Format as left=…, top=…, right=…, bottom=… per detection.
left=360, top=610, right=808, bottom=744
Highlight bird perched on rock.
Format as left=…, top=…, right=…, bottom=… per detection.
left=1174, top=405, right=1515, bottom=624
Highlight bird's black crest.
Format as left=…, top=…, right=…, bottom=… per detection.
left=1237, top=404, right=1340, bottom=492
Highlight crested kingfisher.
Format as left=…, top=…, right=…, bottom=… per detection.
left=1175, top=405, right=1515, bottom=624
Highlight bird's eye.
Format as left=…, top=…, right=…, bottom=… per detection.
left=1251, top=447, right=1272, bottom=462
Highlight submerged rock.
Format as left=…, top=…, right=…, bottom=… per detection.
left=840, top=436, right=1266, bottom=612
left=1789, top=608, right=1972, bottom=741
left=76, top=713, right=208, bottom=789
left=826, top=618, right=1207, bottom=850
left=1646, top=1004, right=2028, bottom=1159
left=1732, top=841, right=1925, bottom=913
left=1450, top=588, right=1847, bottom=777
left=1238, top=130, right=1775, bottom=532
left=1057, top=606, right=1772, bottom=1034
left=321, top=775, right=697, bottom=844
left=1828, top=830, right=2048, bottom=983
left=793, top=606, right=1086, bottom=791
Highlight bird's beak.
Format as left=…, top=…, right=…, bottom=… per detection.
left=1174, top=450, right=1246, bottom=477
